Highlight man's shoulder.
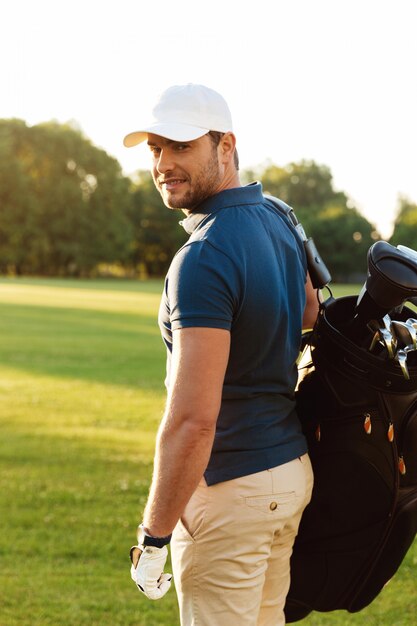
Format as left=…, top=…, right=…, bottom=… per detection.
left=170, top=235, right=234, bottom=273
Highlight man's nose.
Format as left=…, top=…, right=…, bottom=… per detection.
left=156, top=149, right=174, bottom=173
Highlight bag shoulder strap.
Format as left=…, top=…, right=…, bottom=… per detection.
left=264, top=194, right=332, bottom=290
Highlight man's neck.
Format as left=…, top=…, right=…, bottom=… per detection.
left=182, top=172, right=242, bottom=216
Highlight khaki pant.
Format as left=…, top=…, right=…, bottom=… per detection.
left=171, top=454, right=313, bottom=626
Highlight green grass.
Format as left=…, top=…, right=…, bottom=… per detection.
left=0, top=278, right=416, bottom=625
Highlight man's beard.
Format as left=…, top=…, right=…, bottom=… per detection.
left=155, top=151, right=222, bottom=211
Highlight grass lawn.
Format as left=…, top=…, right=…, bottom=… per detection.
left=0, top=278, right=416, bottom=625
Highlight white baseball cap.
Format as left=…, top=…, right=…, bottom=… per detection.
left=123, top=83, right=233, bottom=148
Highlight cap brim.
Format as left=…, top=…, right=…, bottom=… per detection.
left=123, top=123, right=209, bottom=147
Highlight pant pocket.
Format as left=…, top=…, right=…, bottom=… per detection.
left=244, top=491, right=300, bottom=519
left=176, top=481, right=211, bottom=541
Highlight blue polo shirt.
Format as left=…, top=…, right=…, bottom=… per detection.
left=158, top=182, right=308, bottom=485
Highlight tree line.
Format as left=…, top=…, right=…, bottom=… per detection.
left=0, top=119, right=415, bottom=281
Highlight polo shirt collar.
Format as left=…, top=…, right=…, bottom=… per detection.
left=180, top=182, right=264, bottom=235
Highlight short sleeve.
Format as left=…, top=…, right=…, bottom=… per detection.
left=167, top=240, right=240, bottom=331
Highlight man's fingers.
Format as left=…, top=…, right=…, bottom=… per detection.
left=143, top=572, right=172, bottom=599
left=130, top=546, right=142, bottom=568
left=145, top=573, right=172, bottom=600
left=130, top=563, right=139, bottom=583
left=159, top=573, right=172, bottom=584
left=130, top=545, right=171, bottom=600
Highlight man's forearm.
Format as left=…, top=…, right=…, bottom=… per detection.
left=142, top=413, right=216, bottom=537
left=140, top=326, right=230, bottom=538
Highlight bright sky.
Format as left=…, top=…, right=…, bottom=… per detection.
left=2, top=0, right=416, bottom=238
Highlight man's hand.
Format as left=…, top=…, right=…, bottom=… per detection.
left=130, top=545, right=172, bottom=600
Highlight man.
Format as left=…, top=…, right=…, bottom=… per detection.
left=124, top=83, right=318, bottom=626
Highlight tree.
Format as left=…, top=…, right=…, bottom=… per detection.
left=248, top=160, right=345, bottom=226
left=0, top=121, right=384, bottom=281
left=308, top=204, right=377, bottom=281
left=0, top=119, right=134, bottom=275
left=389, top=196, right=417, bottom=252
left=241, top=159, right=379, bottom=281
left=128, top=171, right=188, bottom=277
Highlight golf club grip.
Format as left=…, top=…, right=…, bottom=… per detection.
left=348, top=290, right=392, bottom=342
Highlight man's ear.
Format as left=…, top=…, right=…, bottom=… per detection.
left=219, top=132, right=237, bottom=165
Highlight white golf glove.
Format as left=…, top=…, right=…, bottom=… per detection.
left=130, top=544, right=172, bottom=600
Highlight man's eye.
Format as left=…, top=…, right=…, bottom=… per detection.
left=149, top=146, right=161, bottom=155
left=175, top=144, right=188, bottom=151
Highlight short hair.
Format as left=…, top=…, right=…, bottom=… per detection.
left=207, top=131, right=239, bottom=171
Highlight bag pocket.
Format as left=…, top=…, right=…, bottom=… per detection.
left=348, top=485, right=417, bottom=612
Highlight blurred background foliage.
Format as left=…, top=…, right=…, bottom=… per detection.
left=1, top=118, right=414, bottom=281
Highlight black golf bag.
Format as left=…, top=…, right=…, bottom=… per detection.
left=284, top=241, right=417, bottom=622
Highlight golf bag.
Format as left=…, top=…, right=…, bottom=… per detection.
left=284, top=241, right=417, bottom=622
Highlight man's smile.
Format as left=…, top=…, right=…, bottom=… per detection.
left=159, top=178, right=187, bottom=191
